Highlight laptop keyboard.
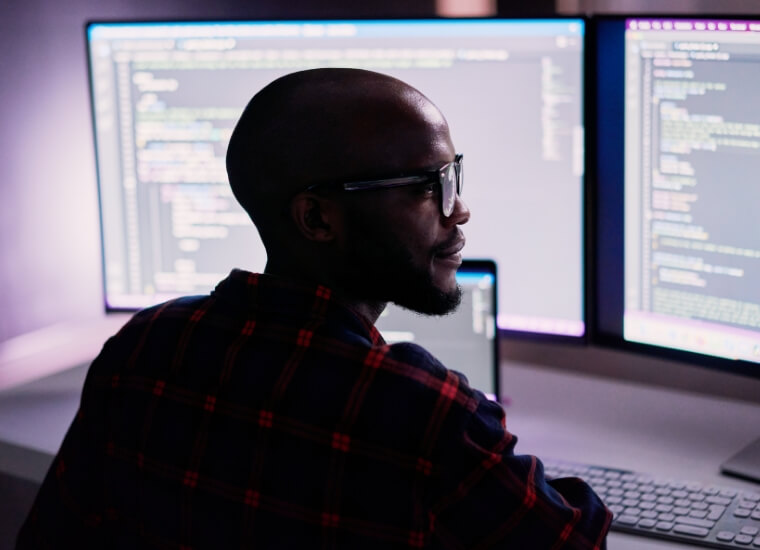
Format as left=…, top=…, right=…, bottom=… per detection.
left=543, top=458, right=760, bottom=548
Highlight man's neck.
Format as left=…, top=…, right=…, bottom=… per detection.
left=344, top=299, right=386, bottom=326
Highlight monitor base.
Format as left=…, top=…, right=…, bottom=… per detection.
left=721, top=437, right=760, bottom=484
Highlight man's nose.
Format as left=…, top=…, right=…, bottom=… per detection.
left=445, top=195, right=470, bottom=226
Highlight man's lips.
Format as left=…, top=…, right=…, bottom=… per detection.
left=435, top=237, right=466, bottom=262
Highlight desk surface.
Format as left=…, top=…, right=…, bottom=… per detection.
left=1, top=354, right=759, bottom=549
left=501, top=361, right=760, bottom=549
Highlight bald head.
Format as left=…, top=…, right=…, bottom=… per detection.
left=226, top=68, right=454, bottom=239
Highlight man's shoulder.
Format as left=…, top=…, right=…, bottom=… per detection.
left=383, top=340, right=445, bottom=373
left=124, top=292, right=235, bottom=330
left=372, top=341, right=480, bottom=411
left=94, top=295, right=217, bottom=361
left=130, top=294, right=214, bottom=323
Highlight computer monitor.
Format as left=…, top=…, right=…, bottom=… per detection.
left=87, top=18, right=586, bottom=338
left=594, top=16, right=760, bottom=379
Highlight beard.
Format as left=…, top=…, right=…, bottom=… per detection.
left=338, top=210, right=462, bottom=316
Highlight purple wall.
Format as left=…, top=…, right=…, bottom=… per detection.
left=0, top=0, right=435, bottom=343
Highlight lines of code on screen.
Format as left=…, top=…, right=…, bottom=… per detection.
left=624, top=20, right=760, bottom=362
left=88, top=21, right=585, bottom=334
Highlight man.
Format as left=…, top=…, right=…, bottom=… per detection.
left=18, top=68, right=610, bottom=548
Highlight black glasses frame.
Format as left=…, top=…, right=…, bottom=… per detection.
left=304, top=154, right=463, bottom=217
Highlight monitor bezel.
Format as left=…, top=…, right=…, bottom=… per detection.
left=591, top=14, right=760, bottom=380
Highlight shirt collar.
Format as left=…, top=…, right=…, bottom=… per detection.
left=212, top=269, right=385, bottom=346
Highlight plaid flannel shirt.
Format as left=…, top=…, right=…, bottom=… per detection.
left=18, top=269, right=611, bottom=549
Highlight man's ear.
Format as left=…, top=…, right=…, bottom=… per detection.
left=290, top=193, right=341, bottom=242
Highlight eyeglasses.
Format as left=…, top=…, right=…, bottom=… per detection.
left=304, top=154, right=463, bottom=217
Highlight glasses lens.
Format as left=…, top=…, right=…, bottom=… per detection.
left=457, top=156, right=463, bottom=196
left=442, top=162, right=457, bottom=217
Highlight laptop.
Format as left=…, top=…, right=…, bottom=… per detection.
left=374, top=259, right=500, bottom=402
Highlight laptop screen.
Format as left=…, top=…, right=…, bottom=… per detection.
left=374, top=260, right=499, bottom=401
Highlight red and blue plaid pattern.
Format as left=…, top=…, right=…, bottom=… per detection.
left=18, top=270, right=610, bottom=549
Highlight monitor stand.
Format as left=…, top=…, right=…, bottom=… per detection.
left=721, top=437, right=760, bottom=484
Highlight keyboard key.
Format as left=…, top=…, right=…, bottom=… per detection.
left=674, top=498, right=691, bottom=507
left=674, top=516, right=715, bottom=529
left=623, top=507, right=641, bottom=516
left=672, top=524, right=709, bottom=538
left=691, top=501, right=708, bottom=511
left=707, top=507, right=726, bottom=521
left=622, top=499, right=639, bottom=507
left=688, top=509, right=708, bottom=519
left=752, top=511, right=760, bottom=521
left=655, top=504, right=673, bottom=513
left=641, top=510, right=658, bottom=519
left=720, top=488, right=738, bottom=498
left=753, top=536, right=760, bottom=548
left=716, top=531, right=735, bottom=542
left=641, top=493, right=657, bottom=502
left=671, top=490, right=688, bottom=499
left=672, top=507, right=690, bottom=516
left=638, top=518, right=657, bottom=529
left=606, top=496, right=622, bottom=505
left=741, top=526, right=760, bottom=536
left=735, top=508, right=752, bottom=518
left=655, top=521, right=674, bottom=532
left=658, top=513, right=676, bottom=522
left=657, top=496, right=674, bottom=505
left=616, top=515, right=639, bottom=526
left=639, top=501, right=656, bottom=510
left=736, top=534, right=753, bottom=545
left=688, top=492, right=705, bottom=501
left=639, top=484, right=655, bottom=493
left=624, top=490, right=641, bottom=499
left=742, top=492, right=760, bottom=502
left=609, top=505, right=624, bottom=516
left=706, top=496, right=732, bottom=506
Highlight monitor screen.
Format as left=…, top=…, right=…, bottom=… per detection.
left=375, top=260, right=498, bottom=400
left=87, top=18, right=586, bottom=337
left=595, top=17, right=760, bottom=375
